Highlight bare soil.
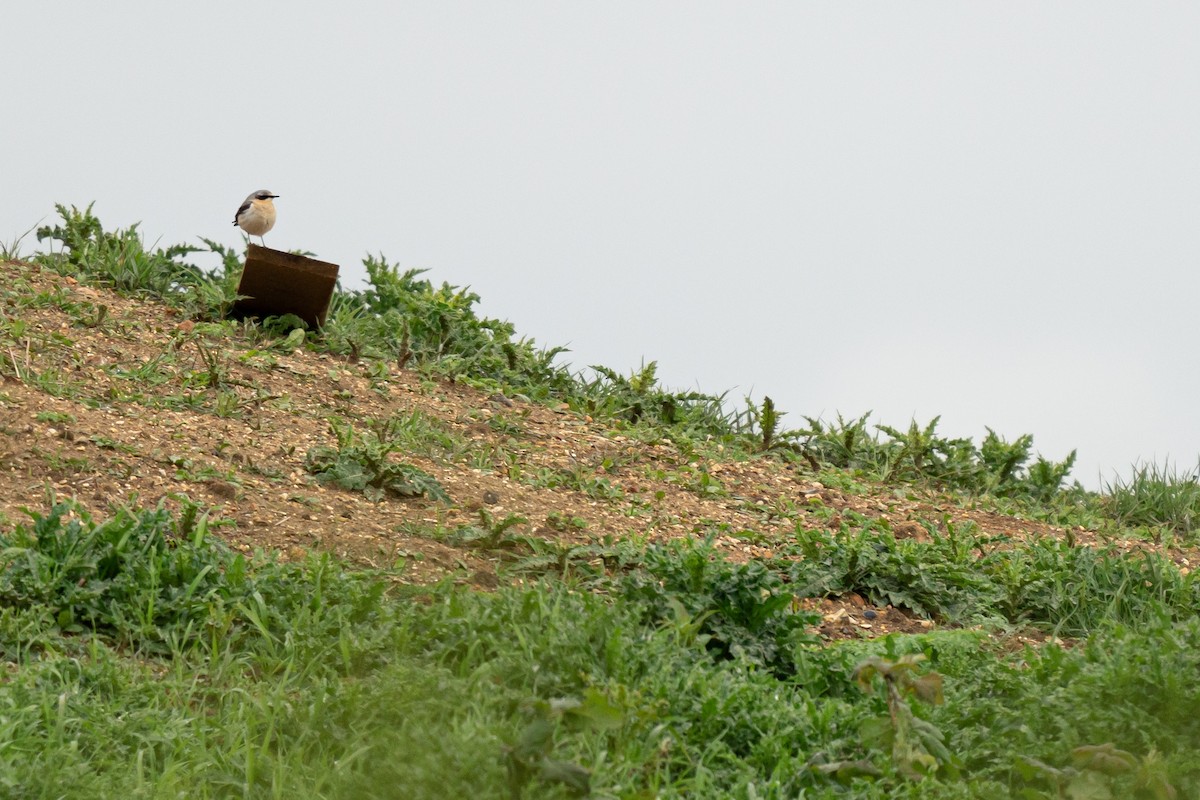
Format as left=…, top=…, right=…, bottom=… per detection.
left=1, top=260, right=1192, bottom=641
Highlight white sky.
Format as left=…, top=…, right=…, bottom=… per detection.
left=4, top=3, right=1198, bottom=487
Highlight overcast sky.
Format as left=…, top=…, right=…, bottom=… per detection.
left=4, top=3, right=1198, bottom=488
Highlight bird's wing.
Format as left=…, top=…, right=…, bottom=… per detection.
left=232, top=201, right=252, bottom=225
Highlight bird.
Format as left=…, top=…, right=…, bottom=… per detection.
left=232, top=189, right=279, bottom=246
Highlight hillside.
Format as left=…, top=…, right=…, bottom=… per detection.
left=6, top=256, right=1189, bottom=635
left=3, top=207, right=1200, bottom=798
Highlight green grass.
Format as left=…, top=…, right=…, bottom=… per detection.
left=1103, top=459, right=1200, bottom=540
left=2, top=501, right=1200, bottom=798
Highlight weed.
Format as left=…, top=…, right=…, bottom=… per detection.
left=1103, top=459, right=1200, bottom=540
left=35, top=410, right=75, bottom=425
left=0, top=222, right=37, bottom=261
left=304, top=418, right=449, bottom=502
left=0, top=498, right=234, bottom=650
left=35, top=206, right=243, bottom=320
left=794, top=413, right=1079, bottom=501
left=106, top=351, right=176, bottom=386
left=672, top=464, right=727, bottom=498
left=69, top=301, right=110, bottom=329
left=486, top=412, right=526, bottom=438
left=738, top=394, right=810, bottom=457
left=620, top=537, right=821, bottom=678
left=213, top=389, right=241, bottom=418
left=180, top=332, right=231, bottom=390
left=37, top=204, right=198, bottom=296
left=451, top=508, right=529, bottom=550
left=365, top=358, right=391, bottom=395
left=369, top=410, right=465, bottom=461
left=786, top=519, right=1200, bottom=636
left=576, top=361, right=736, bottom=441
left=525, top=464, right=625, bottom=501
left=88, top=435, right=135, bottom=453
left=852, top=653, right=951, bottom=780
left=545, top=511, right=588, bottom=532
left=502, top=698, right=594, bottom=798
left=1017, top=743, right=1177, bottom=799
left=505, top=538, right=625, bottom=581
left=42, top=452, right=92, bottom=475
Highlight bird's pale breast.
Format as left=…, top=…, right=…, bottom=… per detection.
left=238, top=199, right=277, bottom=236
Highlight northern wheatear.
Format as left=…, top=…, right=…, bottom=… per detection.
left=232, top=190, right=279, bottom=245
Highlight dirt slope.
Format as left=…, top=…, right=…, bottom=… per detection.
left=1, top=260, right=1189, bottom=639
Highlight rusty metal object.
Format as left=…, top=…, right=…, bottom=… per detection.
left=231, top=244, right=339, bottom=328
